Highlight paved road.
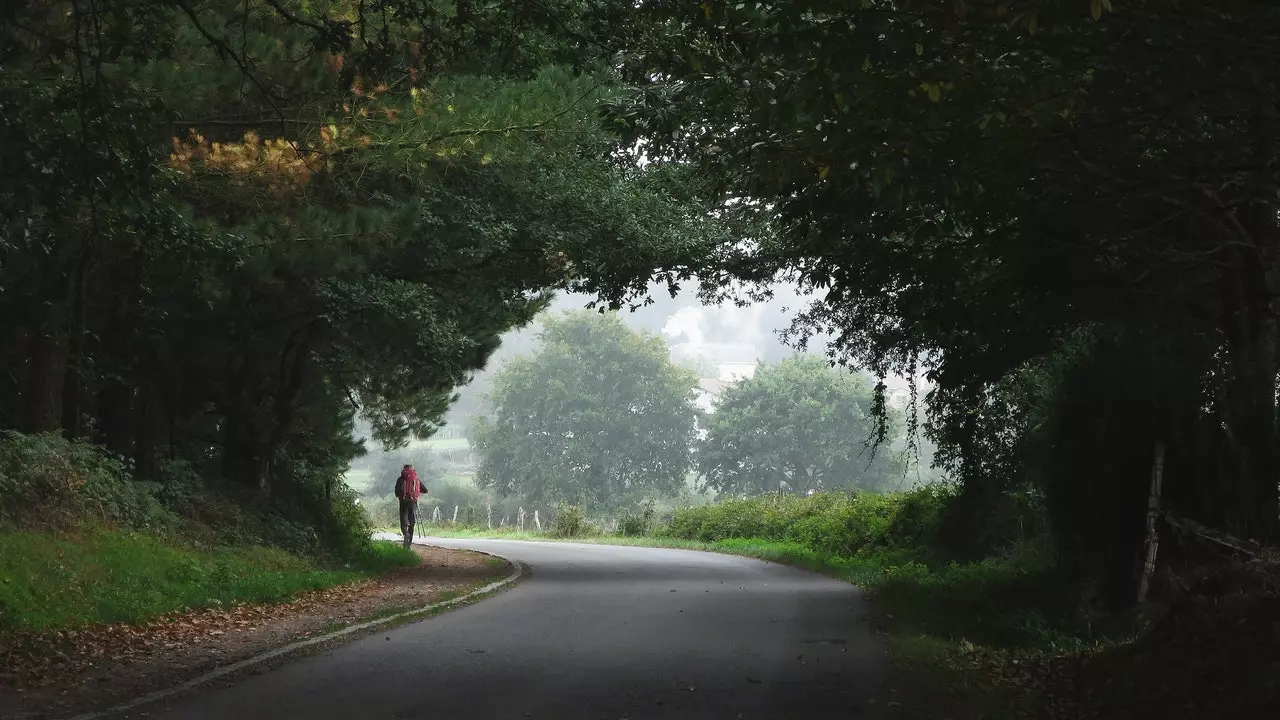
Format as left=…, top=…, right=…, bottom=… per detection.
left=134, top=539, right=887, bottom=720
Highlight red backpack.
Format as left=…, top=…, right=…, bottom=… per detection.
left=399, top=467, right=421, bottom=501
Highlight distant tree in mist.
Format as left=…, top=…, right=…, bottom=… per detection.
left=472, top=311, right=699, bottom=511
left=698, top=356, right=905, bottom=495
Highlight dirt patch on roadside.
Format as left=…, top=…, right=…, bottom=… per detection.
left=0, top=545, right=508, bottom=720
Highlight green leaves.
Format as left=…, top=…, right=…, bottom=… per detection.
left=0, top=0, right=722, bottom=505
left=473, top=311, right=699, bottom=511
left=609, top=0, right=1280, bottom=554
left=698, top=357, right=904, bottom=495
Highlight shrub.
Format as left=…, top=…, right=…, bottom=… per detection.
left=152, top=456, right=203, bottom=513
left=0, top=431, right=169, bottom=529
left=663, top=487, right=956, bottom=559
left=314, top=486, right=371, bottom=557
left=550, top=504, right=587, bottom=537
left=617, top=500, right=657, bottom=537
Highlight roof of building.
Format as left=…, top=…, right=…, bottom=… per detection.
left=696, top=378, right=735, bottom=398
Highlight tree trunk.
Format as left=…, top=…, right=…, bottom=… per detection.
left=1137, top=441, right=1165, bottom=604
left=61, top=364, right=83, bottom=439
left=97, top=381, right=136, bottom=457
left=227, top=437, right=271, bottom=493
left=60, top=262, right=89, bottom=439
left=135, top=383, right=176, bottom=482
left=224, top=411, right=273, bottom=493
left=1221, top=204, right=1280, bottom=544
left=20, top=332, right=69, bottom=433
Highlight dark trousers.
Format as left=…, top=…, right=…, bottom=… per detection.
left=399, top=499, right=418, bottom=545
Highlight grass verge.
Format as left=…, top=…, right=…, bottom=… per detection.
left=0, top=527, right=417, bottom=635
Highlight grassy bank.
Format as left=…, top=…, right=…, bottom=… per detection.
left=0, top=431, right=421, bottom=637
left=0, top=529, right=417, bottom=635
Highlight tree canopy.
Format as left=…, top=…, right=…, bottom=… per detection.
left=698, top=357, right=904, bottom=496
left=595, top=0, right=1280, bottom=603
left=0, top=0, right=721, bottom=528
left=472, top=311, right=699, bottom=511
left=5, top=0, right=1277, bottom=612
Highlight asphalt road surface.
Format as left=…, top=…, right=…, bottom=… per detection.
left=132, top=539, right=888, bottom=720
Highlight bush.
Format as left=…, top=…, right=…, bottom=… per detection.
left=550, top=504, right=588, bottom=537
left=617, top=500, right=657, bottom=537
left=0, top=431, right=169, bottom=529
left=663, top=487, right=955, bottom=559
left=616, top=514, right=646, bottom=536
left=315, top=487, right=371, bottom=557
left=152, top=456, right=203, bottom=514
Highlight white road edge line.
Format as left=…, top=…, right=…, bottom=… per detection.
left=63, top=542, right=523, bottom=720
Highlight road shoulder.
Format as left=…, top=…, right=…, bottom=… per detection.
left=0, top=545, right=517, bottom=720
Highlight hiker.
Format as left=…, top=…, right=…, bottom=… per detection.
left=394, top=464, right=427, bottom=548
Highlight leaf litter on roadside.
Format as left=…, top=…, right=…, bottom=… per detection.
left=0, top=545, right=501, bottom=713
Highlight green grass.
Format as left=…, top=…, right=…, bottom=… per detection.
left=342, top=469, right=375, bottom=493
left=0, top=528, right=418, bottom=635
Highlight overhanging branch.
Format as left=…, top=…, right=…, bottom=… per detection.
left=327, top=83, right=603, bottom=158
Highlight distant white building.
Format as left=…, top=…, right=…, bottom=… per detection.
left=693, top=377, right=734, bottom=413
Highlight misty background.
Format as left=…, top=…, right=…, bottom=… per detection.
left=347, top=281, right=940, bottom=516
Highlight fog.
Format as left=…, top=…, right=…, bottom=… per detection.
left=442, top=280, right=921, bottom=429
left=349, top=281, right=940, bottom=513
left=442, top=281, right=829, bottom=428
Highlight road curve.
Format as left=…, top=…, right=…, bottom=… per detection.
left=131, top=539, right=888, bottom=720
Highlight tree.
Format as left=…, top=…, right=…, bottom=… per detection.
left=594, top=0, right=1280, bottom=603
left=0, top=1, right=720, bottom=495
left=698, top=357, right=903, bottom=495
left=473, top=311, right=699, bottom=510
